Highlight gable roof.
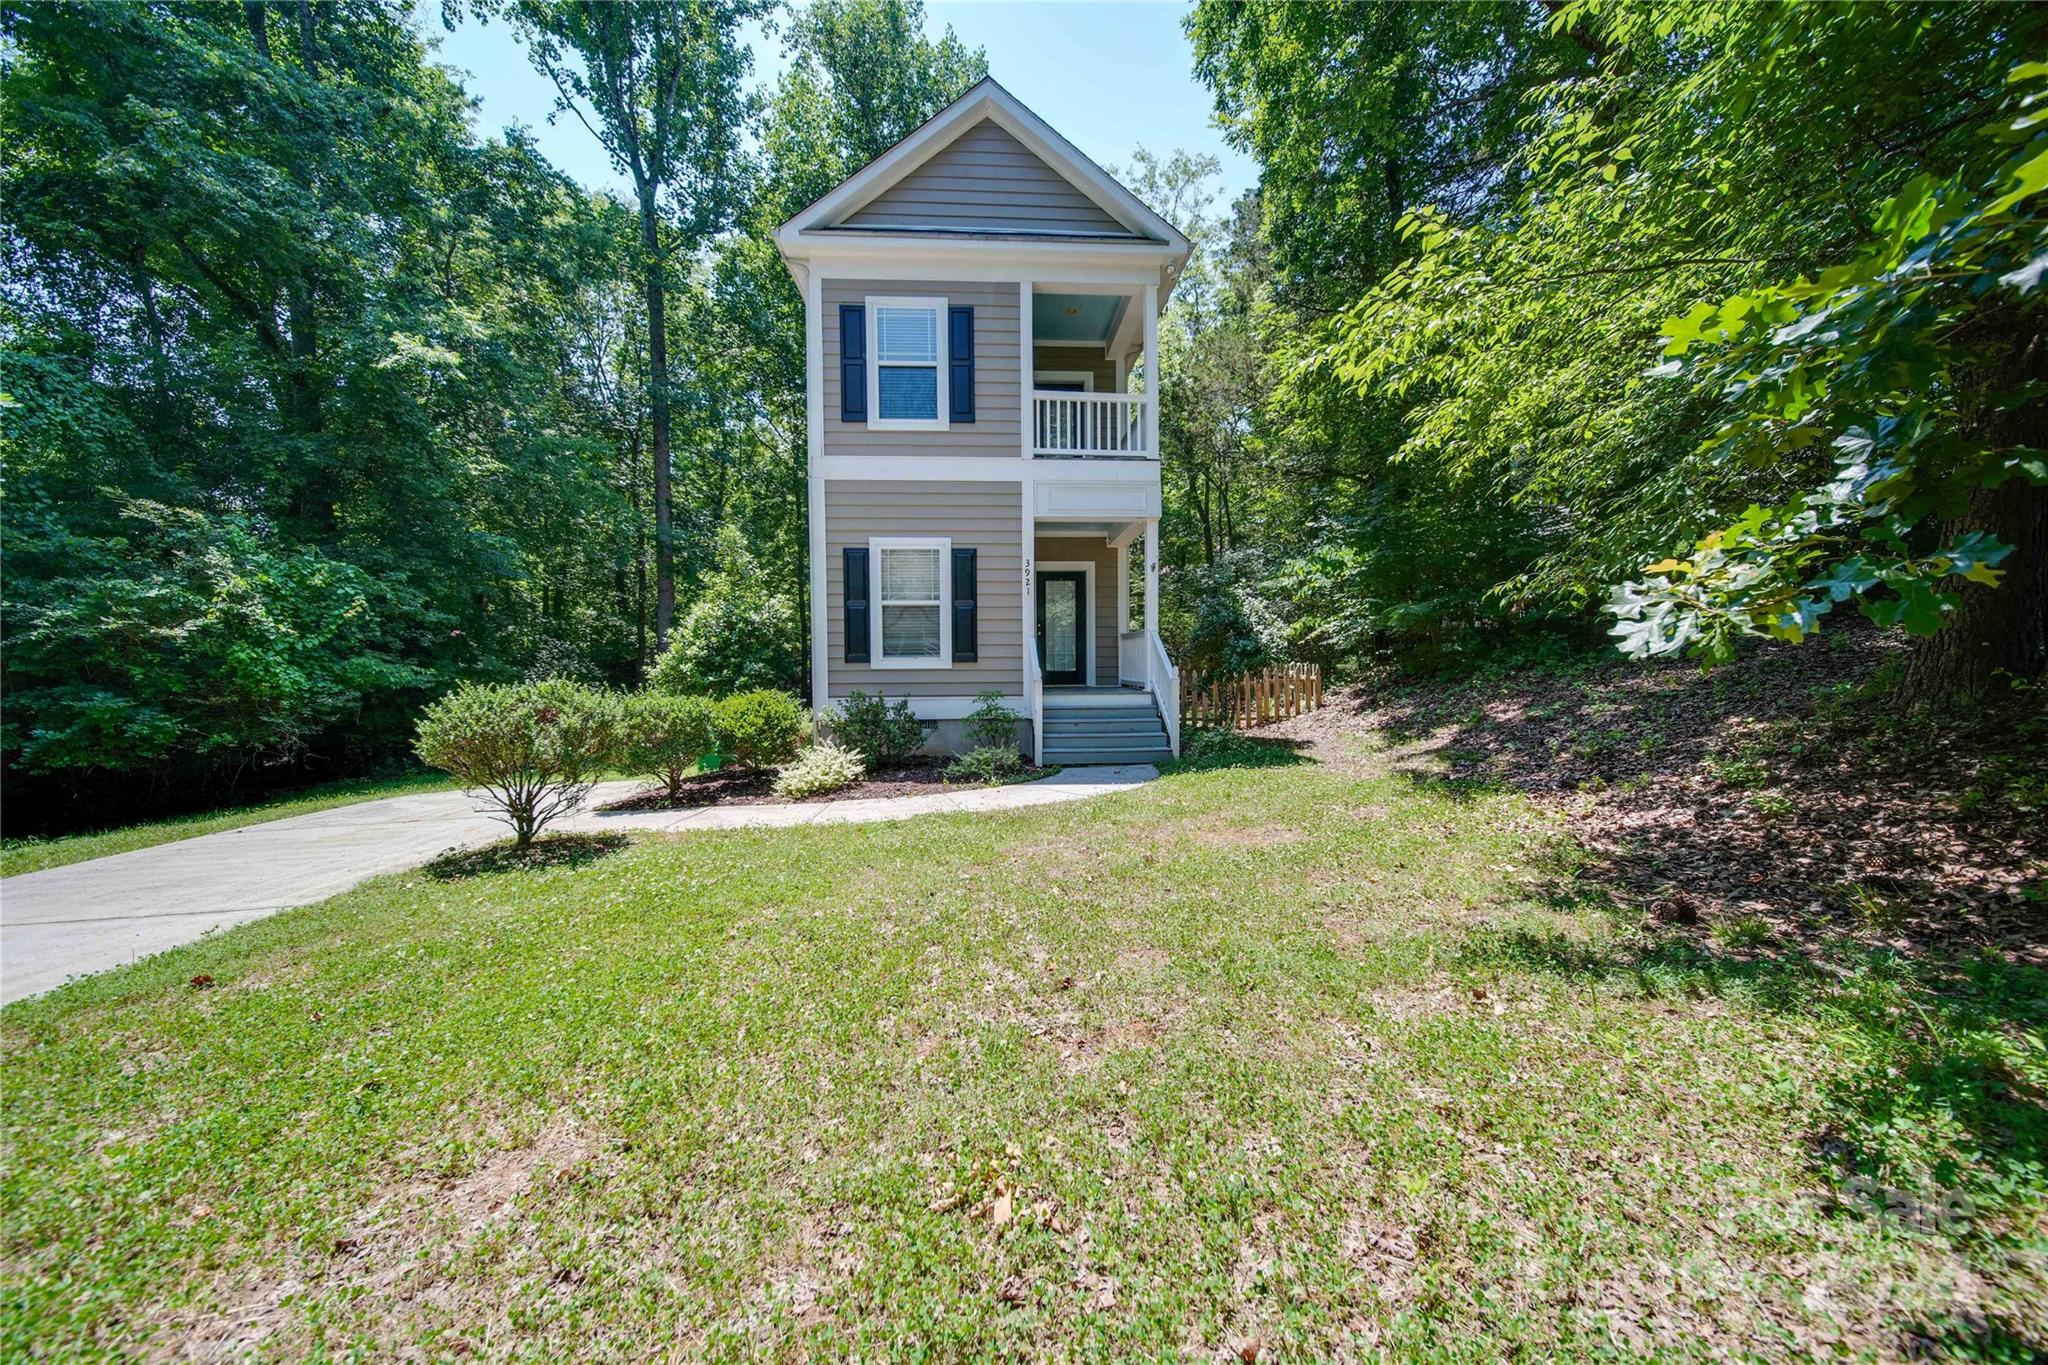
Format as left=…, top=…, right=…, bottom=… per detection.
left=776, top=77, right=1191, bottom=255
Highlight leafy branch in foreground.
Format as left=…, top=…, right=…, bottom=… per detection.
left=1611, top=62, right=2048, bottom=677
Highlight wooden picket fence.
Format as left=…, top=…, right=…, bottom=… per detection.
left=1182, top=662, right=1323, bottom=730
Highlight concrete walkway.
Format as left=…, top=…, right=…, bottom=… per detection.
left=0, top=765, right=1157, bottom=1006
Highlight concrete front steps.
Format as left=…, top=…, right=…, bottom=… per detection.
left=1041, top=690, right=1174, bottom=767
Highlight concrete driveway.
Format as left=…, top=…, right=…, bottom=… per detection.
left=0, top=766, right=1157, bottom=1005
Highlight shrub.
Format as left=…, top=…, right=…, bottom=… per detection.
left=772, top=741, right=866, bottom=799
left=831, top=690, right=923, bottom=768
left=964, top=690, right=1020, bottom=752
left=647, top=526, right=802, bottom=696
left=617, top=692, right=714, bottom=796
left=414, top=680, right=622, bottom=847
left=945, top=744, right=1025, bottom=785
left=712, top=689, right=807, bottom=770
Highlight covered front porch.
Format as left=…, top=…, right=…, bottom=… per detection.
left=1027, top=514, right=1176, bottom=763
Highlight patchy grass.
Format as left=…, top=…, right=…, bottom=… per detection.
left=0, top=773, right=459, bottom=877
left=3, top=733, right=2044, bottom=1359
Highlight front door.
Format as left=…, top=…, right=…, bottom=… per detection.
left=1037, top=571, right=1087, bottom=685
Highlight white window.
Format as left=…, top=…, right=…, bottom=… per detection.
left=867, top=296, right=948, bottom=430
left=872, top=537, right=950, bottom=666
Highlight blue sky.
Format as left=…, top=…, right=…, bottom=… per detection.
left=419, top=2, right=1256, bottom=207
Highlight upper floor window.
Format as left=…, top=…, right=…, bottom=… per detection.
left=867, top=297, right=949, bottom=431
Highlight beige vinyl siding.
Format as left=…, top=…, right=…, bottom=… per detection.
left=823, top=280, right=1020, bottom=457
left=825, top=480, right=1023, bottom=698
left=1034, top=534, right=1121, bottom=687
left=840, top=121, right=1135, bottom=236
left=1032, top=344, right=1117, bottom=392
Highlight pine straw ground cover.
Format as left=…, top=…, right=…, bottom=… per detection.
left=3, top=643, right=2044, bottom=1361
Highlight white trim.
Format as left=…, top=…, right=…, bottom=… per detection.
left=865, top=295, right=948, bottom=431
left=785, top=241, right=1184, bottom=284
left=1035, top=559, right=1096, bottom=686
left=1034, top=369, right=1095, bottom=392
left=870, top=536, right=951, bottom=668
left=1141, top=282, right=1159, bottom=457
left=1116, top=543, right=1132, bottom=634
left=777, top=78, right=1189, bottom=255
left=822, top=695, right=1025, bottom=722
left=1143, top=519, right=1159, bottom=637
left=806, top=268, right=828, bottom=718
left=818, top=453, right=1161, bottom=485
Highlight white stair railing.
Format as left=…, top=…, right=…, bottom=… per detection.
left=1032, top=391, right=1150, bottom=457
left=1146, top=630, right=1180, bottom=758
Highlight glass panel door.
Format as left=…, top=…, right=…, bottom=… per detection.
left=1037, top=572, right=1087, bottom=685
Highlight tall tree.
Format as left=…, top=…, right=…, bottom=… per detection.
left=511, top=0, right=762, bottom=650
left=1193, top=0, right=2048, bottom=690
left=2, top=0, right=646, bottom=826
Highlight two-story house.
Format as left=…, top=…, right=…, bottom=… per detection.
left=776, top=77, right=1190, bottom=765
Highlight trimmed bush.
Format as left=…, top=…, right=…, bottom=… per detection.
left=945, top=744, right=1025, bottom=785
left=413, top=680, right=622, bottom=847
left=618, top=692, right=714, bottom=796
left=712, top=689, right=807, bottom=770
left=772, top=741, right=866, bottom=799
left=964, top=690, right=1020, bottom=753
left=831, top=690, right=922, bottom=768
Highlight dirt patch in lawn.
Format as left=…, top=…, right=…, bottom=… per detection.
left=150, top=1117, right=602, bottom=1358
left=596, top=762, right=1062, bottom=811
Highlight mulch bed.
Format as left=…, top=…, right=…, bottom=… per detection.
left=596, top=762, right=1060, bottom=812
left=423, top=831, right=630, bottom=880
left=1268, top=626, right=2048, bottom=963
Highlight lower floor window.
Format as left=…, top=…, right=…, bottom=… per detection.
left=876, top=540, right=948, bottom=664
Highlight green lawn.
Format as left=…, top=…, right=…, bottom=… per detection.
left=3, top=737, right=2042, bottom=1360
left=0, top=773, right=459, bottom=878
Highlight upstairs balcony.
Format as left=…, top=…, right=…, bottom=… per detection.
left=1029, top=283, right=1158, bottom=460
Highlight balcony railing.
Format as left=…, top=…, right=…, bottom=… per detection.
left=1032, top=391, right=1150, bottom=458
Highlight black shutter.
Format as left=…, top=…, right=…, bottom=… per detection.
left=952, top=547, right=978, bottom=662
left=839, top=304, right=866, bottom=422
left=843, top=546, right=870, bottom=662
left=948, top=306, right=975, bottom=423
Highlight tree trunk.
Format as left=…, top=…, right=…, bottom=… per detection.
left=640, top=192, right=676, bottom=652
left=1901, top=307, right=2048, bottom=704
left=1901, top=476, right=2048, bottom=703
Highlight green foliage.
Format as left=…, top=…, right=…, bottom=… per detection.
left=964, top=691, right=1020, bottom=752
left=1166, top=727, right=1307, bottom=773
left=413, top=681, right=622, bottom=847
left=1611, top=61, right=2048, bottom=664
left=830, top=691, right=922, bottom=769
left=648, top=527, right=803, bottom=696
left=1163, top=551, right=1284, bottom=677
left=1192, top=0, right=2046, bottom=689
left=771, top=740, right=867, bottom=799
left=617, top=693, right=715, bottom=796
left=1, top=495, right=432, bottom=778
left=0, top=0, right=648, bottom=823
left=711, top=689, right=808, bottom=770
left=943, top=745, right=1024, bottom=784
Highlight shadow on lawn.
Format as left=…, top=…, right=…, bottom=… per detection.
left=1341, top=628, right=2046, bottom=959
left=1469, top=919, right=2048, bottom=1274
left=423, top=830, right=629, bottom=881
left=1161, top=730, right=1313, bottom=775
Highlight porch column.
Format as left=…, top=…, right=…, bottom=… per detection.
left=1116, top=541, right=1131, bottom=636
left=1141, top=281, right=1159, bottom=456
left=1143, top=518, right=1160, bottom=638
